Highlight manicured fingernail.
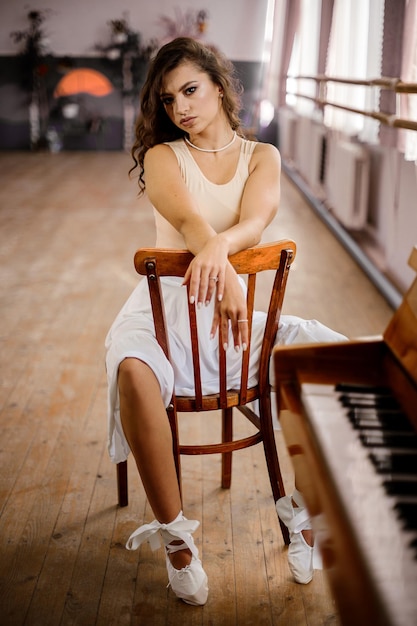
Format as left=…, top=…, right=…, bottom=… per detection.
left=197, top=301, right=202, bottom=309
left=223, top=343, right=228, bottom=351
left=218, top=294, right=223, bottom=302
left=210, top=333, right=214, bottom=340
left=242, top=343, right=247, bottom=351
left=190, top=295, right=195, bottom=304
left=235, top=345, right=240, bottom=352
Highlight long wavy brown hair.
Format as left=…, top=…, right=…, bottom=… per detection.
left=130, top=37, right=243, bottom=193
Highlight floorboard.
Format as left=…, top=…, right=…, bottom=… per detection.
left=0, top=151, right=394, bottom=625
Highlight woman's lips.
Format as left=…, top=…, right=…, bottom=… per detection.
left=180, top=116, right=196, bottom=128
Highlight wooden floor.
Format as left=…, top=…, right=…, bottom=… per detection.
left=0, top=151, right=393, bottom=626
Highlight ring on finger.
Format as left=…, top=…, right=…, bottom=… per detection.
left=209, top=276, right=218, bottom=282
left=237, top=319, right=248, bottom=323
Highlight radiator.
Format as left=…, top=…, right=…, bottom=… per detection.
left=326, top=139, right=370, bottom=229
left=290, top=115, right=328, bottom=194
left=308, top=121, right=327, bottom=192
left=294, top=115, right=313, bottom=182
left=278, top=108, right=298, bottom=161
left=297, top=118, right=327, bottom=193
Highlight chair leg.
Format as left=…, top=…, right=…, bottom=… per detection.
left=117, top=460, right=128, bottom=507
left=259, top=397, right=290, bottom=545
left=278, top=511, right=291, bottom=546
left=221, top=407, right=233, bottom=488
left=167, top=403, right=183, bottom=503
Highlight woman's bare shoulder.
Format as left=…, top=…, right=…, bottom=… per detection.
left=144, top=142, right=179, bottom=169
left=252, top=140, right=280, bottom=159
left=145, top=142, right=177, bottom=158
left=249, top=140, right=281, bottom=171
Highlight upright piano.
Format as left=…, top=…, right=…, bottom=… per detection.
left=274, top=246, right=417, bottom=626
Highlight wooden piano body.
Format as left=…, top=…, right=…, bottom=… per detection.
left=274, top=246, right=417, bottom=626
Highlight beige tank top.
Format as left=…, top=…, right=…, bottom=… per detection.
left=154, top=138, right=257, bottom=248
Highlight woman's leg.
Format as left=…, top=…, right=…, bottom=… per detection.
left=118, top=356, right=191, bottom=569
left=271, top=316, right=347, bottom=554
left=279, top=410, right=314, bottom=547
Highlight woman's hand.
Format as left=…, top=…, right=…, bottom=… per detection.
left=183, top=236, right=229, bottom=307
left=210, top=262, right=249, bottom=352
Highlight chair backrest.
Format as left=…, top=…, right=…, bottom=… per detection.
left=134, top=240, right=296, bottom=412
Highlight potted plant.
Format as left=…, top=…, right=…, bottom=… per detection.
left=10, top=9, right=52, bottom=149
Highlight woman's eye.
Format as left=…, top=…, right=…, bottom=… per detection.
left=185, top=86, right=197, bottom=96
left=161, top=97, right=173, bottom=106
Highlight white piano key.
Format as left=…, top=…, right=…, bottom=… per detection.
left=301, top=383, right=417, bottom=626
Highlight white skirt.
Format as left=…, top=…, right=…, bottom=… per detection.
left=105, top=277, right=346, bottom=463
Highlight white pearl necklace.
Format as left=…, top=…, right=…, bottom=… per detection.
left=184, top=131, right=237, bottom=153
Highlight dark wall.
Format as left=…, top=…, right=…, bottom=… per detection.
left=0, top=55, right=263, bottom=151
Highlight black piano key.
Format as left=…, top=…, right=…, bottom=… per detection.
left=340, top=393, right=400, bottom=410
left=335, top=383, right=393, bottom=395
left=347, top=408, right=412, bottom=431
left=394, top=502, right=417, bottom=530
left=410, top=536, right=417, bottom=559
left=336, top=382, right=417, bottom=563
left=336, top=382, right=402, bottom=412
left=370, top=450, right=417, bottom=475
left=383, top=479, right=417, bottom=497
left=360, top=430, right=417, bottom=449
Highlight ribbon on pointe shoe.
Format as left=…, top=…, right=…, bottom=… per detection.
left=126, top=511, right=200, bottom=558
left=287, top=488, right=312, bottom=534
left=285, top=505, right=311, bottom=534
left=287, top=490, right=323, bottom=570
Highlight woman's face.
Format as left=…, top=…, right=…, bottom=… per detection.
left=160, top=61, right=223, bottom=134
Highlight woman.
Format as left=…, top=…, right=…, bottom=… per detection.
left=105, top=37, right=345, bottom=605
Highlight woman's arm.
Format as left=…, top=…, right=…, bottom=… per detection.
left=144, top=144, right=230, bottom=304
left=222, top=141, right=281, bottom=252
left=144, top=141, right=281, bottom=348
left=185, top=142, right=281, bottom=305
left=145, top=142, right=281, bottom=288
left=209, top=142, right=281, bottom=349
left=144, top=144, right=217, bottom=253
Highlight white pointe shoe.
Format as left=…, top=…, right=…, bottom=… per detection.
left=164, top=541, right=208, bottom=606
left=276, top=489, right=321, bottom=584
left=126, top=511, right=208, bottom=605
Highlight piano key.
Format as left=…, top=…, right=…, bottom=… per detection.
left=394, top=502, right=417, bottom=530
left=370, top=450, right=417, bottom=474
left=383, top=478, right=417, bottom=497
left=339, top=393, right=400, bottom=410
left=348, top=409, right=413, bottom=431
left=360, top=430, right=417, bottom=448
left=335, top=382, right=393, bottom=396
left=300, top=382, right=417, bottom=626
left=336, top=383, right=403, bottom=413
left=410, top=536, right=417, bottom=557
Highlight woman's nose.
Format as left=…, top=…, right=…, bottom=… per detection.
left=174, top=95, right=189, bottom=115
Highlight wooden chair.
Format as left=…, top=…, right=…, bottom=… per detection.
left=116, top=240, right=297, bottom=545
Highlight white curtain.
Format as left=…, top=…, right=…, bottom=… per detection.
left=264, top=0, right=287, bottom=108
left=265, top=0, right=333, bottom=112
left=361, top=0, right=385, bottom=144
left=324, top=0, right=384, bottom=138
left=286, top=0, right=321, bottom=115
left=399, top=0, right=417, bottom=161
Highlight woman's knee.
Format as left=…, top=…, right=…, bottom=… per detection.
left=118, top=356, right=174, bottom=408
left=118, top=358, right=151, bottom=397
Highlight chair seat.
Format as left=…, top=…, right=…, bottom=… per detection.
left=175, top=386, right=259, bottom=412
